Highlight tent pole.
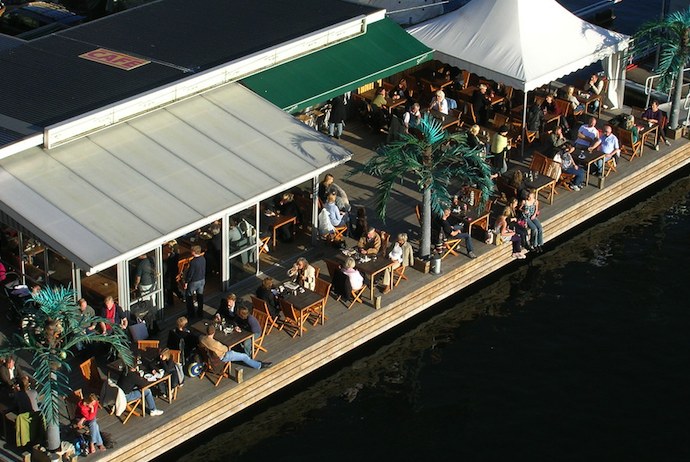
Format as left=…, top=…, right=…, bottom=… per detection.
left=521, top=91, right=528, bottom=160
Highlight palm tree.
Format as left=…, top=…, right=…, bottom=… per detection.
left=633, top=7, right=690, bottom=130
left=0, top=287, right=133, bottom=452
left=351, top=113, right=493, bottom=259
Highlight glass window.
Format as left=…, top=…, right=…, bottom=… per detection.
left=80, top=266, right=118, bottom=309
left=127, top=251, right=162, bottom=318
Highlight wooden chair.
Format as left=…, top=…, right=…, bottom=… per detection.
left=198, top=346, right=231, bottom=387
left=251, top=296, right=279, bottom=335
left=333, top=225, right=348, bottom=240
left=168, top=349, right=182, bottom=400
left=176, top=256, right=192, bottom=289
left=259, top=235, right=271, bottom=255
left=136, top=340, right=159, bottom=352
left=310, top=278, right=331, bottom=326
left=66, top=388, right=84, bottom=421
left=324, top=259, right=366, bottom=310
left=613, top=126, right=642, bottom=161
left=251, top=310, right=270, bottom=357
left=415, top=204, right=422, bottom=226
left=278, top=298, right=302, bottom=338
left=604, top=157, right=617, bottom=177
left=121, top=393, right=143, bottom=425
left=79, top=357, right=104, bottom=394
left=461, top=101, right=477, bottom=125
left=440, top=238, right=463, bottom=260
left=393, top=264, right=408, bottom=288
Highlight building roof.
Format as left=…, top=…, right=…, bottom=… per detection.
left=0, top=0, right=378, bottom=130
left=0, top=83, right=351, bottom=273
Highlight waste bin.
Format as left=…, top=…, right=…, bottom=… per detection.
left=431, top=254, right=442, bottom=274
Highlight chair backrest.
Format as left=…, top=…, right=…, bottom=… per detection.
left=493, top=112, right=509, bottom=129
left=176, top=256, right=193, bottom=283
left=463, top=102, right=477, bottom=124
left=79, top=357, right=103, bottom=390
left=137, top=339, right=159, bottom=351
left=496, top=176, right=518, bottom=201
left=314, top=277, right=331, bottom=299
left=253, top=309, right=270, bottom=336
left=460, top=70, right=471, bottom=89
left=314, top=266, right=321, bottom=280
left=324, top=259, right=341, bottom=280
left=378, top=231, right=391, bottom=257
left=279, top=298, right=299, bottom=323
left=251, top=295, right=269, bottom=314
left=613, top=126, right=638, bottom=148
left=543, top=156, right=562, bottom=180
left=128, top=322, right=149, bottom=342
left=168, top=349, right=181, bottom=363
left=529, top=152, right=549, bottom=175
left=554, top=98, right=571, bottom=118
left=198, top=346, right=223, bottom=371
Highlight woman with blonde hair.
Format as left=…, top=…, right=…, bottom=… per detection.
left=341, top=257, right=364, bottom=292
left=494, top=207, right=526, bottom=259
left=288, top=257, right=316, bottom=291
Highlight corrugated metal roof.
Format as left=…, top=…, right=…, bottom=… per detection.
left=0, top=0, right=378, bottom=129
left=0, top=83, right=351, bottom=273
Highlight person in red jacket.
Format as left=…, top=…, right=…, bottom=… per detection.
left=76, top=394, right=105, bottom=454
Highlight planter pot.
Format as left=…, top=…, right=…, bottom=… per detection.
left=666, top=126, right=684, bottom=140
left=413, top=257, right=430, bottom=274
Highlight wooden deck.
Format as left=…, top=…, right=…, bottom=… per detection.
left=3, top=119, right=689, bottom=462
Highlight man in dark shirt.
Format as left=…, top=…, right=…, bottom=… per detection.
left=434, top=208, right=477, bottom=259
left=471, top=83, right=492, bottom=125
left=117, top=366, right=163, bottom=416
left=234, top=305, right=261, bottom=357
left=99, top=296, right=127, bottom=333
left=184, top=245, right=206, bottom=319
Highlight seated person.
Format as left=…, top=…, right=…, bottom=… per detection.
left=494, top=207, right=526, bottom=259
left=234, top=305, right=261, bottom=357
left=275, top=192, right=301, bottom=242
left=215, top=293, right=237, bottom=323
left=540, top=93, right=558, bottom=115
left=595, top=124, right=620, bottom=172
left=351, top=207, right=368, bottom=241
left=156, top=349, right=179, bottom=395
left=547, top=125, right=568, bottom=157
left=324, top=192, right=349, bottom=228
left=466, top=125, right=487, bottom=156
left=564, top=86, right=585, bottom=116
left=287, top=257, right=316, bottom=291
left=318, top=173, right=351, bottom=211
left=166, top=316, right=198, bottom=361
left=357, top=227, right=381, bottom=256
left=574, top=117, right=600, bottom=151
left=435, top=208, right=477, bottom=259
left=402, top=103, right=422, bottom=133
left=624, top=115, right=640, bottom=143
left=381, top=233, right=414, bottom=294
left=199, top=325, right=270, bottom=369
left=642, top=99, right=670, bottom=148
left=555, top=142, right=585, bottom=190
left=76, top=393, right=106, bottom=454
left=14, top=376, right=39, bottom=413
left=341, top=257, right=364, bottom=294
left=1, top=355, right=28, bottom=395
left=390, top=77, right=411, bottom=101
left=117, top=366, right=164, bottom=416
left=99, top=296, right=127, bottom=333
left=429, top=90, right=449, bottom=115
left=256, top=277, right=279, bottom=319
left=369, top=87, right=389, bottom=131
left=317, top=208, right=337, bottom=241
left=585, top=74, right=604, bottom=112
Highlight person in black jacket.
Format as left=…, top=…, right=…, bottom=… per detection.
left=184, top=245, right=206, bottom=319
left=117, top=366, right=163, bottom=416
left=166, top=316, right=197, bottom=362
left=255, top=277, right=279, bottom=319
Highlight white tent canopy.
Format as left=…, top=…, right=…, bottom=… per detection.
left=408, top=0, right=630, bottom=108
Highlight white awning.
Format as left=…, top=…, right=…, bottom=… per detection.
left=0, top=83, right=351, bottom=273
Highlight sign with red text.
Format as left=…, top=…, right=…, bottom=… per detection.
left=79, top=48, right=150, bottom=71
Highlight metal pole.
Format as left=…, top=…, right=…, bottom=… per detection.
left=520, top=91, right=528, bottom=160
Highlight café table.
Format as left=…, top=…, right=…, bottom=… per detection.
left=281, top=287, right=324, bottom=336
left=354, top=89, right=407, bottom=113
left=511, top=106, right=561, bottom=126
left=454, top=203, right=492, bottom=236
left=272, top=214, right=297, bottom=249
left=424, top=108, right=462, bottom=130
left=191, top=318, right=255, bottom=355
left=107, top=353, right=173, bottom=418
left=504, top=167, right=557, bottom=205
left=335, top=253, right=395, bottom=301
left=576, top=91, right=602, bottom=118
left=80, top=272, right=118, bottom=301
left=458, top=86, right=505, bottom=106
left=574, top=148, right=606, bottom=188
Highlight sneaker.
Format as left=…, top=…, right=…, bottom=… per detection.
left=664, top=139, right=671, bottom=146
left=571, top=184, right=581, bottom=191
left=150, top=409, right=164, bottom=416
left=468, top=251, right=477, bottom=259
left=516, top=253, right=526, bottom=259
left=260, top=361, right=273, bottom=369
left=511, top=253, right=520, bottom=259
left=655, top=144, right=660, bottom=151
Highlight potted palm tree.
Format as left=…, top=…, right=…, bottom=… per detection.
left=633, top=7, right=690, bottom=138
left=351, top=113, right=493, bottom=261
left=0, top=287, right=133, bottom=454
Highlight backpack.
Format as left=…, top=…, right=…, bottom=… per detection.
left=174, top=362, right=185, bottom=385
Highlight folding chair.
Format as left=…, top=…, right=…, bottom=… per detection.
left=259, top=235, right=271, bottom=255
left=198, top=346, right=231, bottom=387
left=251, top=310, right=270, bottom=357
left=128, top=322, right=149, bottom=343
left=121, top=393, right=143, bottom=425
left=251, top=296, right=279, bottom=335
left=440, top=238, right=463, bottom=260
left=393, top=264, right=408, bottom=288
left=604, top=157, right=617, bottom=177
left=310, top=278, right=331, bottom=326
left=79, top=357, right=104, bottom=394
left=168, top=349, right=182, bottom=400
left=278, top=299, right=302, bottom=338
left=334, top=225, right=348, bottom=240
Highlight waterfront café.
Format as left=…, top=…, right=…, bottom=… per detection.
left=408, top=0, right=630, bottom=147
left=0, top=82, right=352, bottom=315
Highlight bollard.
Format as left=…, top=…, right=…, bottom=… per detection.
left=431, top=254, right=442, bottom=274
left=235, top=368, right=244, bottom=383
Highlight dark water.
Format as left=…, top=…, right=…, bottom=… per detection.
left=163, top=172, right=690, bottom=462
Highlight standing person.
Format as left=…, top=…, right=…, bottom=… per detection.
left=490, top=125, right=510, bottom=174
left=163, top=240, right=183, bottom=307
left=234, top=305, right=261, bottom=357
left=0, top=356, right=27, bottom=395
left=287, top=257, right=316, bottom=291
left=471, top=83, right=492, bottom=125
left=184, top=245, right=206, bottom=319
left=76, top=298, right=97, bottom=351
left=642, top=99, right=671, bottom=149
left=351, top=207, right=368, bottom=241
left=132, top=253, right=156, bottom=303
left=520, top=190, right=544, bottom=252
left=328, top=93, right=348, bottom=139
left=76, top=394, right=106, bottom=454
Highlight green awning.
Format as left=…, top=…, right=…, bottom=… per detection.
left=242, top=18, right=433, bottom=113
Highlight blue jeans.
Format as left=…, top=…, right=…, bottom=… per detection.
left=186, top=279, right=205, bottom=317
left=221, top=350, right=262, bottom=369
left=564, top=166, right=585, bottom=186
left=85, top=419, right=103, bottom=446
left=329, top=122, right=343, bottom=137
left=525, top=217, right=543, bottom=247
left=126, top=389, right=156, bottom=412
left=451, top=227, right=474, bottom=253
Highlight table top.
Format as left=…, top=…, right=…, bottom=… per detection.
left=356, top=88, right=407, bottom=110
left=574, top=148, right=606, bottom=166
left=191, top=318, right=253, bottom=348
left=505, top=167, right=556, bottom=190
left=282, top=288, right=323, bottom=311
left=459, top=87, right=505, bottom=105
left=334, top=252, right=394, bottom=276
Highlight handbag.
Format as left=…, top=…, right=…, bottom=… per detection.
left=517, top=219, right=527, bottom=228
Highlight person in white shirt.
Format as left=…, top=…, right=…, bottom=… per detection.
left=429, top=90, right=449, bottom=115
left=381, top=233, right=414, bottom=294
left=341, top=257, right=364, bottom=291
